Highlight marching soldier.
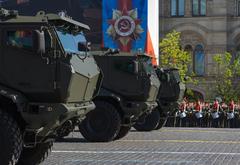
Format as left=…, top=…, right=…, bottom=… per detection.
left=194, top=100, right=203, bottom=127
left=202, top=102, right=210, bottom=127
left=187, top=102, right=194, bottom=127
left=237, top=102, right=240, bottom=128
left=176, top=98, right=187, bottom=127
left=235, top=102, right=240, bottom=128
left=211, top=99, right=220, bottom=127
left=227, top=100, right=235, bottom=128
left=219, top=101, right=227, bottom=128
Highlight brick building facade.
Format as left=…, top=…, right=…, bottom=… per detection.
left=160, top=0, right=240, bottom=100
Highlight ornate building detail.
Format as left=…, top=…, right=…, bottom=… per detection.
left=160, top=0, right=240, bottom=100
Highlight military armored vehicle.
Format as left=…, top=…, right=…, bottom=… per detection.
left=134, top=67, right=186, bottom=131
left=79, top=49, right=160, bottom=142
left=0, top=8, right=101, bottom=165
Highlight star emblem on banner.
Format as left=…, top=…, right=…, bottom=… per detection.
left=107, top=8, right=144, bottom=46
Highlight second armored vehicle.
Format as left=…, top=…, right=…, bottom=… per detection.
left=79, top=49, right=160, bottom=142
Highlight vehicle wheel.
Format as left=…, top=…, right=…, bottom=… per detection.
left=0, top=110, right=23, bottom=165
left=79, top=101, right=121, bottom=142
left=133, top=109, right=160, bottom=131
left=17, top=141, right=53, bottom=165
left=114, top=126, right=131, bottom=140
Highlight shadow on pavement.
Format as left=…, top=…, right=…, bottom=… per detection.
left=55, top=137, right=90, bottom=143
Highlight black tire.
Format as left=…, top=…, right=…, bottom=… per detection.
left=0, top=110, right=23, bottom=165
left=79, top=101, right=121, bottom=142
left=17, top=141, right=53, bottom=165
left=114, top=126, right=131, bottom=140
left=133, top=109, right=160, bottom=131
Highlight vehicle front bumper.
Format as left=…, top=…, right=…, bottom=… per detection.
left=21, top=101, right=95, bottom=145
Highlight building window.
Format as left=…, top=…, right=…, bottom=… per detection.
left=237, top=0, right=240, bottom=16
left=171, top=0, right=185, bottom=17
left=192, top=0, right=206, bottom=16
left=194, top=45, right=205, bottom=76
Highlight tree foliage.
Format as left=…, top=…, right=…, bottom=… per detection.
left=213, top=52, right=240, bottom=102
left=159, top=30, right=192, bottom=82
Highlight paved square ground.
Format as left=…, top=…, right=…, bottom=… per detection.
left=43, top=127, right=240, bottom=165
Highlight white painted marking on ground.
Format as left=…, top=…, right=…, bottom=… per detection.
left=65, top=159, right=194, bottom=164
left=119, top=139, right=240, bottom=144
left=161, top=129, right=240, bottom=134
left=52, top=150, right=240, bottom=156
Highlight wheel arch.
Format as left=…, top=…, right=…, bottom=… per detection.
left=94, top=96, right=124, bottom=118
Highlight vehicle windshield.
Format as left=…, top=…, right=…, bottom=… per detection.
left=56, top=27, right=87, bottom=54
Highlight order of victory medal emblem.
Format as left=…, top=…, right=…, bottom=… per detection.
left=107, top=8, right=144, bottom=46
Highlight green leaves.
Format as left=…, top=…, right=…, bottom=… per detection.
left=213, top=52, right=240, bottom=102
left=159, top=30, right=192, bottom=83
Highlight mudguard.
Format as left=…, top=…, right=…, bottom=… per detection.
left=0, top=84, right=27, bottom=112
left=95, top=87, right=121, bottom=102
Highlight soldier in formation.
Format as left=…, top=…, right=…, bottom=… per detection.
left=171, top=98, right=240, bottom=128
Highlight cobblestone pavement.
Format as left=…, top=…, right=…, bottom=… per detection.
left=43, top=127, right=240, bottom=165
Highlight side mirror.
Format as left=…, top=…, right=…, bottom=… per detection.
left=134, top=61, right=139, bottom=74
left=78, top=42, right=90, bottom=52
left=33, top=30, right=45, bottom=54
left=87, top=42, right=91, bottom=51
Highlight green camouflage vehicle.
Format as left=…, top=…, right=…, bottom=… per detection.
left=134, top=67, right=186, bottom=131
left=79, top=49, right=160, bottom=142
left=0, top=8, right=102, bottom=165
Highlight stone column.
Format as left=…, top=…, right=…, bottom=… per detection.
left=185, top=0, right=192, bottom=17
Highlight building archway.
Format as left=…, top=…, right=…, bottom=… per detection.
left=180, top=31, right=206, bottom=76
left=173, top=23, right=208, bottom=45
left=229, top=26, right=240, bottom=47
left=180, top=30, right=205, bottom=48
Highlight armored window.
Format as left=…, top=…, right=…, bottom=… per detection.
left=171, top=0, right=185, bottom=17
left=192, top=0, right=206, bottom=16
left=56, top=28, right=87, bottom=54
left=115, top=62, right=135, bottom=74
left=7, top=30, right=33, bottom=50
left=194, top=45, right=205, bottom=76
